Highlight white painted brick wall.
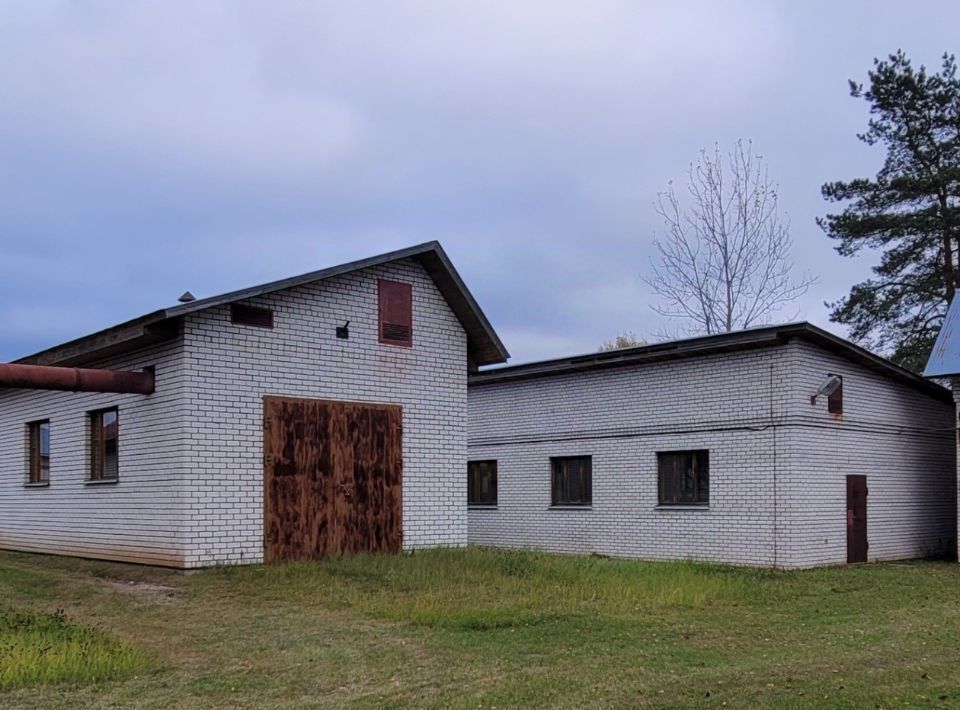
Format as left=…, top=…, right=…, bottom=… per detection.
left=468, top=338, right=955, bottom=568
left=0, top=340, right=190, bottom=565
left=180, top=258, right=468, bottom=567
left=0, top=257, right=469, bottom=568
left=776, top=341, right=955, bottom=567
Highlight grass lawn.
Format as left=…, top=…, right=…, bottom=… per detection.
left=1, top=549, right=960, bottom=708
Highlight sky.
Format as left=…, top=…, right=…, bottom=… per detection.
left=2, top=1, right=959, bottom=365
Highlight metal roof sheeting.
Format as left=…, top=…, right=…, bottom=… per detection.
left=924, top=298, right=960, bottom=378
left=472, top=322, right=951, bottom=404
left=16, top=241, right=509, bottom=368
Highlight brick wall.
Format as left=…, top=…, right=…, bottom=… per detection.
left=0, top=339, right=190, bottom=565
left=0, top=257, right=469, bottom=568
left=468, top=338, right=955, bottom=568
left=777, top=340, right=955, bottom=567
left=468, top=347, right=789, bottom=566
left=180, top=257, right=468, bottom=566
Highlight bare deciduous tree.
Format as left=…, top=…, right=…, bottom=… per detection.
left=644, top=140, right=815, bottom=335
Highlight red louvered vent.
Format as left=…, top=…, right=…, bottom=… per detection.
left=231, top=303, right=274, bottom=329
left=382, top=322, right=411, bottom=342
left=378, top=279, right=412, bottom=347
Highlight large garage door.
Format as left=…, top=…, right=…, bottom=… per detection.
left=263, top=396, right=403, bottom=562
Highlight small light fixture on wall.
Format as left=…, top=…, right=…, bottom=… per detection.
left=336, top=321, right=350, bottom=339
left=810, top=374, right=842, bottom=406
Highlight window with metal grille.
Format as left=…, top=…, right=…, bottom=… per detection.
left=378, top=279, right=412, bottom=346
left=90, top=409, right=119, bottom=482
left=231, top=303, right=274, bottom=329
left=657, top=450, right=709, bottom=506
left=468, top=460, right=498, bottom=506
left=27, top=420, right=50, bottom=485
left=551, top=456, right=592, bottom=506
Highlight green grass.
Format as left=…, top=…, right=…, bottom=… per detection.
left=0, top=606, right=144, bottom=689
left=221, top=548, right=763, bottom=626
left=1, top=548, right=960, bottom=708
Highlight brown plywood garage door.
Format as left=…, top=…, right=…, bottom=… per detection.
left=263, top=396, right=403, bottom=562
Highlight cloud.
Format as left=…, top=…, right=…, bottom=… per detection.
left=1, top=1, right=959, bottom=362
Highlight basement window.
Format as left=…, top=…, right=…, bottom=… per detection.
left=27, top=420, right=50, bottom=485
left=658, top=450, right=709, bottom=506
left=551, top=456, right=592, bottom=507
left=89, top=408, right=119, bottom=482
left=231, top=303, right=274, bottom=329
left=378, top=279, right=413, bottom=347
left=468, top=460, right=498, bottom=506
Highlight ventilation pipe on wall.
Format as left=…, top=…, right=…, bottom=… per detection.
left=0, top=363, right=155, bottom=395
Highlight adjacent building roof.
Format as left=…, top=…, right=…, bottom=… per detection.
left=924, top=298, right=960, bottom=378
left=471, top=322, right=951, bottom=403
left=16, top=242, right=509, bottom=368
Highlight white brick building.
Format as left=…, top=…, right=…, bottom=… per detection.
left=469, top=324, right=956, bottom=568
left=3, top=244, right=954, bottom=570
left=0, top=242, right=508, bottom=567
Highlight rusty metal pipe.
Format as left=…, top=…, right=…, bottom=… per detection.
left=0, top=363, right=154, bottom=395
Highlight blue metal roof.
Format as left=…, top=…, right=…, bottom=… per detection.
left=924, top=297, right=960, bottom=377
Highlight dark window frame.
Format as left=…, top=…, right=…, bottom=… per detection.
left=468, top=460, right=498, bottom=506
left=27, top=420, right=50, bottom=485
left=378, top=279, right=413, bottom=347
left=231, top=303, right=274, bottom=329
left=828, top=375, right=843, bottom=415
left=550, top=456, right=592, bottom=507
left=657, top=450, right=709, bottom=506
left=89, top=408, right=120, bottom=482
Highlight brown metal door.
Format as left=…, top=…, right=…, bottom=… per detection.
left=263, top=396, right=402, bottom=562
left=846, top=475, right=868, bottom=564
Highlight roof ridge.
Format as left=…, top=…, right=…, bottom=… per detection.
left=15, top=241, right=508, bottom=367
left=470, top=322, right=949, bottom=403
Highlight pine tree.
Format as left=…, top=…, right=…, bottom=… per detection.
left=820, top=51, right=960, bottom=372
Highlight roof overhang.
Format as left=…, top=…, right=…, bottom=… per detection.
left=17, top=314, right=180, bottom=367
left=15, top=242, right=508, bottom=368
left=470, top=322, right=952, bottom=404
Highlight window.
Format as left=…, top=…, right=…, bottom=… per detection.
left=27, top=420, right=50, bottom=484
left=378, top=279, right=413, bottom=347
left=551, top=456, right=592, bottom=506
left=231, top=303, right=274, bottom=329
left=90, top=409, right=119, bottom=481
left=828, top=375, right=843, bottom=415
left=468, top=460, right=498, bottom=506
left=658, top=450, right=709, bottom=506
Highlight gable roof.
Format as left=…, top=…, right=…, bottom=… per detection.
left=16, top=241, right=509, bottom=368
left=924, top=297, right=960, bottom=377
left=470, top=322, right=951, bottom=403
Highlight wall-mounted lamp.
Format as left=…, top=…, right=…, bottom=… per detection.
left=810, top=374, right=842, bottom=406
left=336, top=321, right=350, bottom=339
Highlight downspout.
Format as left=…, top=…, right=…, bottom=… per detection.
left=770, top=360, right=779, bottom=569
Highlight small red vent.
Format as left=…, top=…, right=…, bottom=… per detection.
left=378, top=280, right=412, bottom=347
left=231, top=304, right=274, bottom=329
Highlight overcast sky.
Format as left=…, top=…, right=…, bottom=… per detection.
left=2, top=1, right=959, bottom=364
